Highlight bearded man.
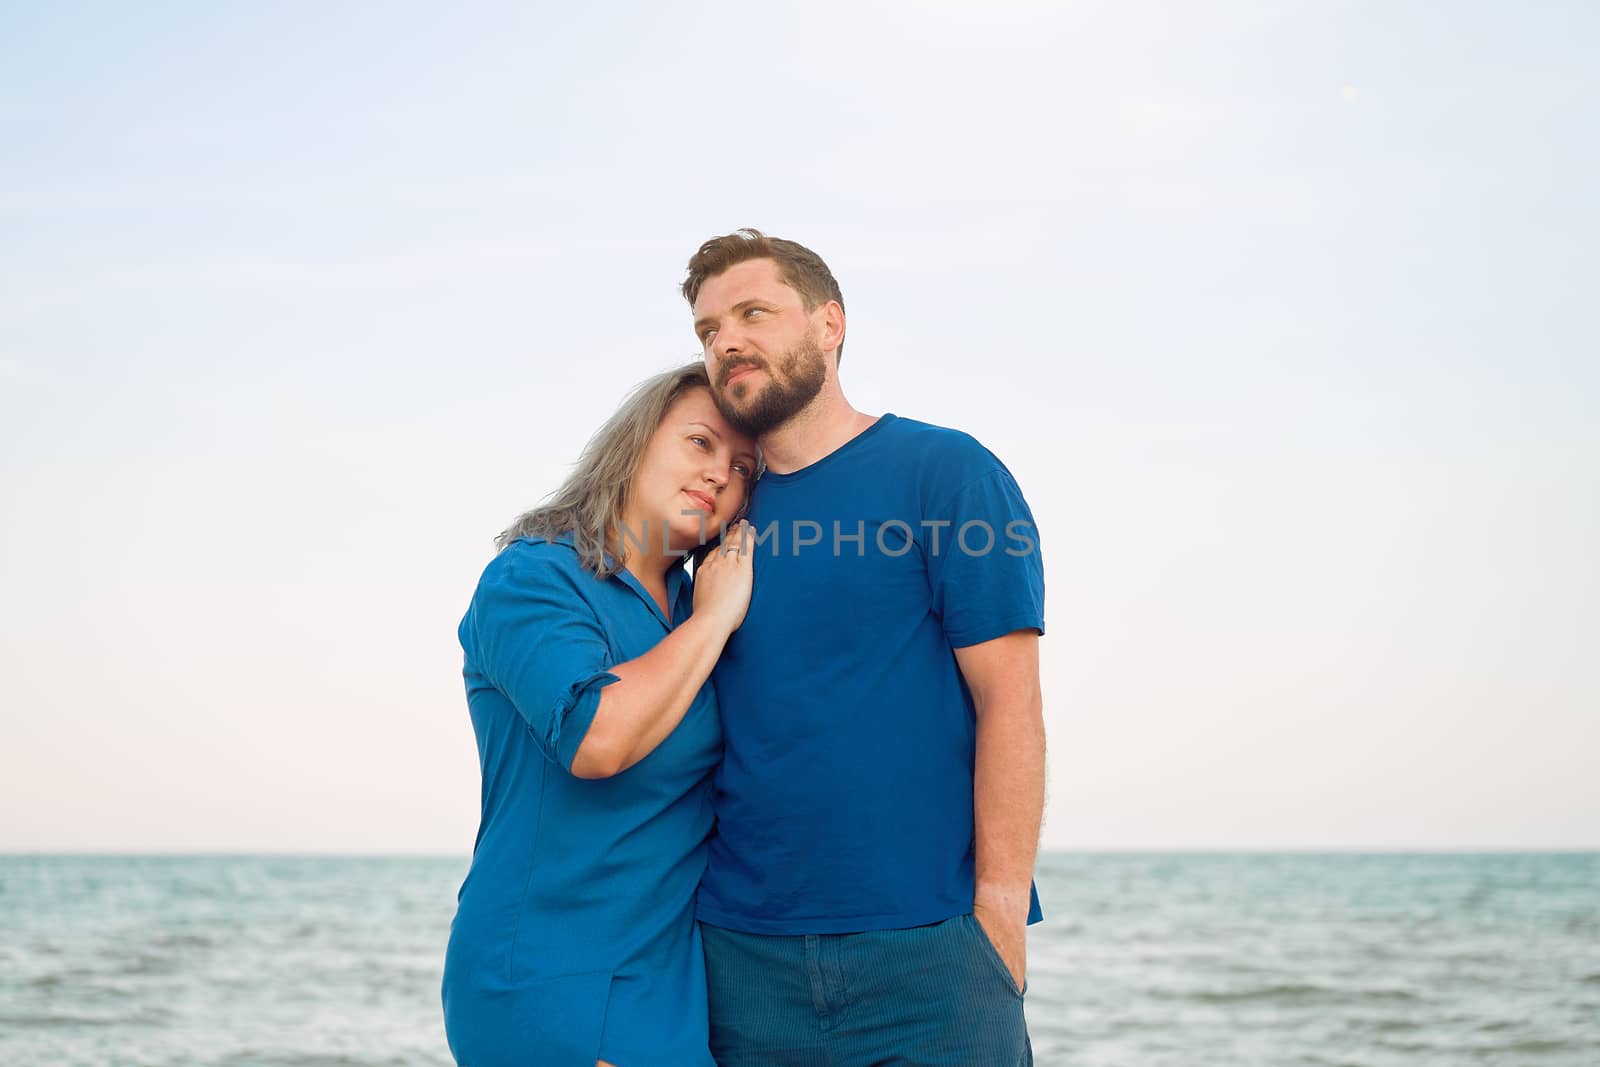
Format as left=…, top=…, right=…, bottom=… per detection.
left=684, top=229, right=1047, bottom=1066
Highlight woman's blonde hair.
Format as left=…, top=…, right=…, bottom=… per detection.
left=495, top=362, right=752, bottom=575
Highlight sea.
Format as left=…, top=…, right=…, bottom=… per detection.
left=2, top=852, right=1596, bottom=1066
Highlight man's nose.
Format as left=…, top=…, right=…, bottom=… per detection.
left=711, top=324, right=745, bottom=360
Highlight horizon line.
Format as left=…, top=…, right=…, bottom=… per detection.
left=3, top=846, right=1597, bottom=859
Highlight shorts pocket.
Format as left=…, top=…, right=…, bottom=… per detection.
left=964, top=913, right=1026, bottom=999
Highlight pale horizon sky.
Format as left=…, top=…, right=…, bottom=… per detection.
left=2, top=2, right=1595, bottom=854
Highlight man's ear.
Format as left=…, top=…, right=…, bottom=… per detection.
left=819, top=301, right=846, bottom=356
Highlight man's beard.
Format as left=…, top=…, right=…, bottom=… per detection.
left=714, top=333, right=828, bottom=437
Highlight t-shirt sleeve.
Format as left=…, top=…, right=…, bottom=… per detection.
left=927, top=469, right=1046, bottom=648
left=465, top=553, right=620, bottom=771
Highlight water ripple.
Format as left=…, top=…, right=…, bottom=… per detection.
left=1, top=853, right=1596, bottom=1066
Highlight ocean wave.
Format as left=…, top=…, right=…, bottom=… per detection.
left=1490, top=1039, right=1580, bottom=1054
left=1152, top=982, right=1424, bottom=1004
left=0, top=1006, right=175, bottom=1028
left=148, top=931, right=214, bottom=950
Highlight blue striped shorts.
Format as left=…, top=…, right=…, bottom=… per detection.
left=701, top=914, right=1032, bottom=1066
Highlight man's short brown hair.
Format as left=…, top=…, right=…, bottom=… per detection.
left=682, top=228, right=847, bottom=363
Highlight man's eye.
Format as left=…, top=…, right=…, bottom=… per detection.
left=700, top=328, right=717, bottom=343
left=744, top=307, right=764, bottom=318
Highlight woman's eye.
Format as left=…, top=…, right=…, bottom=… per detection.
left=732, top=464, right=751, bottom=477
left=690, top=435, right=709, bottom=449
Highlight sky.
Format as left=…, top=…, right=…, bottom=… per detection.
left=2, top=1, right=1595, bottom=853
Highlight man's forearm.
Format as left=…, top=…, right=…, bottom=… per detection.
left=955, top=629, right=1045, bottom=989
left=973, top=688, right=1046, bottom=916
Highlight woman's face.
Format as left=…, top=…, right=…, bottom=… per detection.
left=626, top=387, right=759, bottom=553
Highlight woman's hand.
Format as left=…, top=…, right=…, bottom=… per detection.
left=571, top=522, right=753, bottom=780
left=693, top=520, right=754, bottom=633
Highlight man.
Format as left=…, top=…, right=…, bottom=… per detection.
left=683, top=229, right=1046, bottom=1066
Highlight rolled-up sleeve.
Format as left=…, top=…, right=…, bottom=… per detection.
left=464, top=549, right=621, bottom=771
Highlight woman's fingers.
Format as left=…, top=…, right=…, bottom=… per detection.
left=692, top=521, right=755, bottom=631
left=723, top=519, right=753, bottom=557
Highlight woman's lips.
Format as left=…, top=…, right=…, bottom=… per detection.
left=683, top=490, right=715, bottom=512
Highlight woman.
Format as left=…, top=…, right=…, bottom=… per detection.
left=443, top=362, right=759, bottom=1067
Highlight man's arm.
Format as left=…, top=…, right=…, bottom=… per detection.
left=954, top=628, right=1045, bottom=990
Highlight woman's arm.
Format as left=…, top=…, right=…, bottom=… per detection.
left=570, top=612, right=729, bottom=778
left=570, top=524, right=752, bottom=778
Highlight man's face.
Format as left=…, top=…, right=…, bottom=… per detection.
left=692, top=258, right=829, bottom=437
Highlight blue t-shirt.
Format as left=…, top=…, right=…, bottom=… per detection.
left=698, top=414, right=1046, bottom=935
left=444, top=536, right=719, bottom=1067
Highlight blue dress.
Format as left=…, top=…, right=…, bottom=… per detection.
left=443, top=535, right=720, bottom=1067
